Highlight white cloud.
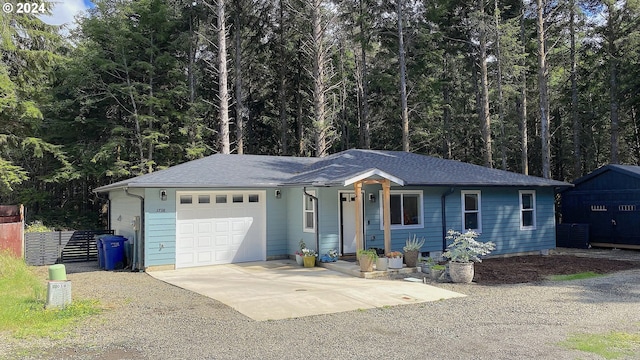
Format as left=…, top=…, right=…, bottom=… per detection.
left=38, top=0, right=91, bottom=30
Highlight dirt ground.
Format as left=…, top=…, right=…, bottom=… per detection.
left=474, top=253, right=640, bottom=284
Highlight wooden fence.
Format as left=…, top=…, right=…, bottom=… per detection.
left=0, top=205, right=24, bottom=257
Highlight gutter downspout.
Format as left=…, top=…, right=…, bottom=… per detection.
left=441, top=188, right=455, bottom=252
left=303, top=187, right=320, bottom=254
left=125, top=188, right=144, bottom=272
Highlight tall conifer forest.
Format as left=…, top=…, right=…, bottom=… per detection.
left=1, top=0, right=639, bottom=228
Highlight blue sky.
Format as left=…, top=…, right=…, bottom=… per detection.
left=39, top=0, right=94, bottom=29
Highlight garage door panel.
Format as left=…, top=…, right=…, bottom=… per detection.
left=176, top=191, right=266, bottom=268
left=197, top=251, right=213, bottom=263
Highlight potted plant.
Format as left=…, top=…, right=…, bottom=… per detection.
left=430, top=264, right=446, bottom=281
left=443, top=229, right=496, bottom=283
left=420, top=257, right=437, bottom=274
left=387, top=251, right=403, bottom=269
left=295, top=240, right=306, bottom=266
left=302, top=248, right=317, bottom=268
left=376, top=255, right=388, bottom=271
left=357, top=249, right=378, bottom=272
left=403, top=235, right=425, bottom=268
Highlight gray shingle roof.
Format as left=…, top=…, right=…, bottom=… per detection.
left=94, top=149, right=570, bottom=192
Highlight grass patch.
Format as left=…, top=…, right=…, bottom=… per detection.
left=549, top=271, right=603, bottom=281
left=0, top=251, right=102, bottom=339
left=560, top=331, right=640, bottom=359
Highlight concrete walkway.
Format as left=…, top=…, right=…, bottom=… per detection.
left=149, top=260, right=464, bottom=321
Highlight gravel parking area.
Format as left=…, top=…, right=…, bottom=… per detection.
left=2, top=249, right=640, bottom=360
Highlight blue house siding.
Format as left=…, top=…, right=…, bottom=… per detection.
left=144, top=188, right=177, bottom=267
left=444, top=187, right=556, bottom=255
left=265, top=188, right=288, bottom=258
left=126, top=184, right=557, bottom=268
left=286, top=187, right=316, bottom=254
left=361, top=186, right=445, bottom=254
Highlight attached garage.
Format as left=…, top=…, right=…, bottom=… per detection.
left=176, top=191, right=266, bottom=268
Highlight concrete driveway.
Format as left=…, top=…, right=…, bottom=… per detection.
left=149, top=260, right=464, bottom=321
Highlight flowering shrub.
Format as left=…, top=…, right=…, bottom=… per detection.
left=443, top=230, right=496, bottom=263
left=302, top=248, right=316, bottom=257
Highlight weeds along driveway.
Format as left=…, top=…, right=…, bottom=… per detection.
left=3, top=262, right=640, bottom=360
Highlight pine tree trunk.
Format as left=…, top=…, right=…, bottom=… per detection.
left=278, top=0, right=288, bottom=155
left=520, top=3, right=528, bottom=175
left=494, top=0, right=506, bottom=170
left=397, top=0, right=409, bottom=152
left=607, top=3, right=619, bottom=164
left=311, top=0, right=328, bottom=157
left=148, top=34, right=155, bottom=173
left=570, top=0, right=581, bottom=176
left=442, top=54, right=452, bottom=159
left=359, top=0, right=370, bottom=149
left=479, top=1, right=493, bottom=168
left=537, top=0, right=551, bottom=179
left=218, top=0, right=230, bottom=154
left=234, top=7, right=245, bottom=155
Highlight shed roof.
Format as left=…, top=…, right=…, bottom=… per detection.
left=94, top=149, right=570, bottom=192
left=571, top=164, right=640, bottom=187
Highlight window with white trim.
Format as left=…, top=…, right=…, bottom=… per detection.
left=379, top=191, right=423, bottom=229
left=303, top=190, right=316, bottom=232
left=519, top=190, right=536, bottom=230
left=461, top=191, right=482, bottom=232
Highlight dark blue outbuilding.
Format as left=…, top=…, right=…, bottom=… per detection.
left=561, top=164, right=640, bottom=249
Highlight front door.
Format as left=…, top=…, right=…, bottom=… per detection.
left=340, top=192, right=363, bottom=254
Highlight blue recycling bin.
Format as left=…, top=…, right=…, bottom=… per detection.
left=102, top=236, right=127, bottom=270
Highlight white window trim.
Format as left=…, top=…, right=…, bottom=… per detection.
left=303, top=190, right=316, bottom=233
left=378, top=190, right=424, bottom=230
left=461, top=190, right=482, bottom=233
left=519, top=190, right=537, bottom=230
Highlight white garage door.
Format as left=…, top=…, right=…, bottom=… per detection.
left=176, top=191, right=266, bottom=268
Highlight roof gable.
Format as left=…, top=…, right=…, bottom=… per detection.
left=570, top=164, right=640, bottom=190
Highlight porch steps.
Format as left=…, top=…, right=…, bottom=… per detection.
left=318, top=260, right=419, bottom=279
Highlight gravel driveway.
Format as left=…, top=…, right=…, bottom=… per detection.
left=2, top=250, right=640, bottom=360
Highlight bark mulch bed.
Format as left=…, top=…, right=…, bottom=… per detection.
left=473, top=254, right=640, bottom=285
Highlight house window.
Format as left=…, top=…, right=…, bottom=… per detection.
left=303, top=190, right=316, bottom=232
left=461, top=191, right=481, bottom=232
left=380, top=191, right=423, bottom=229
left=519, top=190, right=536, bottom=230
